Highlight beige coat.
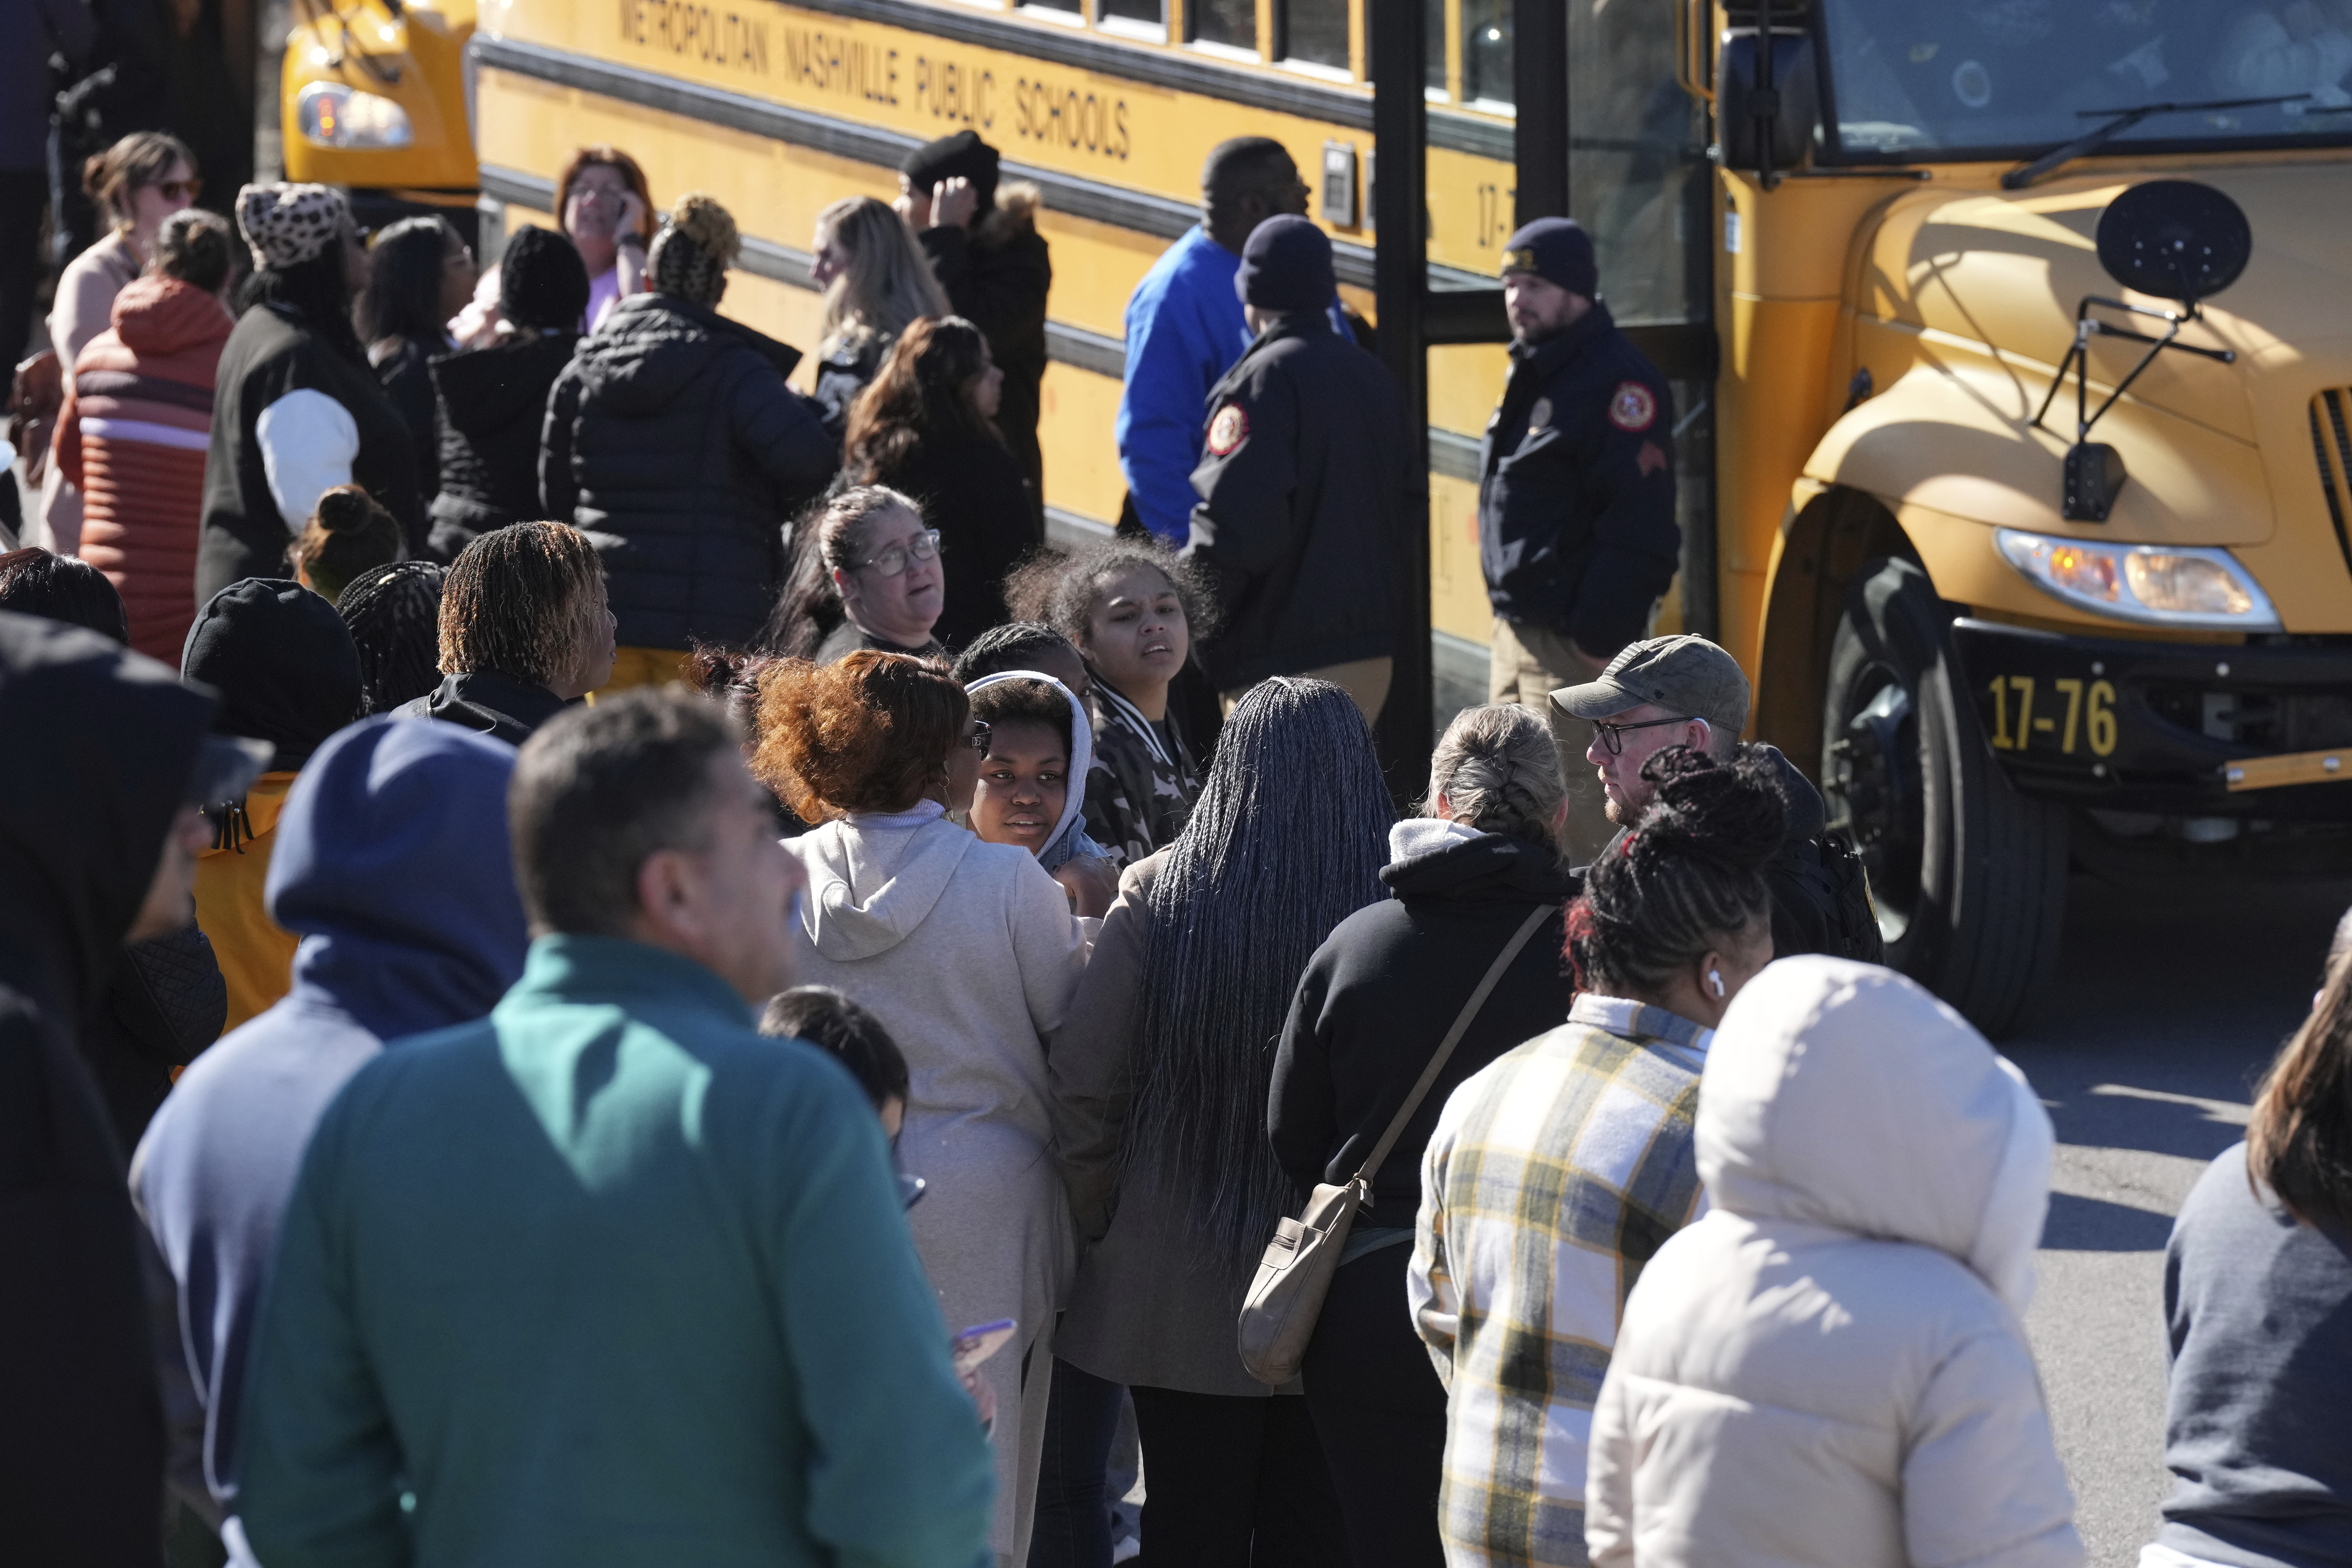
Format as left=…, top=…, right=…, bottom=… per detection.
left=1587, top=957, right=2083, bottom=1568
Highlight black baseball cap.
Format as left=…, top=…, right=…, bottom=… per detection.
left=1550, top=634, right=1751, bottom=739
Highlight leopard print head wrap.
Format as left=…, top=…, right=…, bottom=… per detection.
left=236, top=182, right=349, bottom=272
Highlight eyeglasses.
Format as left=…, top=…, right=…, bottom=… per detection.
left=149, top=179, right=201, bottom=202
left=959, top=719, right=993, bottom=753
left=856, top=529, right=941, bottom=577
left=1591, top=713, right=1701, bottom=755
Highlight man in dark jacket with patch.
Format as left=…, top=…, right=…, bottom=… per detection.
left=1552, top=633, right=1885, bottom=964
left=541, top=193, right=834, bottom=690
left=1181, top=215, right=1410, bottom=722
left=1480, top=217, right=1680, bottom=860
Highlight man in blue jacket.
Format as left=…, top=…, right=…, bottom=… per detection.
left=234, top=689, right=995, bottom=1568
left=1118, top=137, right=1359, bottom=545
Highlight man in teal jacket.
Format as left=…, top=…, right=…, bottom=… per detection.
left=235, top=688, right=995, bottom=1568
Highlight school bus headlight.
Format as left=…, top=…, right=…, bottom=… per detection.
left=297, top=83, right=412, bottom=150
left=1995, top=530, right=2279, bottom=631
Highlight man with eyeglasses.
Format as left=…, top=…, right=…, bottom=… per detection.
left=1553, top=633, right=1884, bottom=963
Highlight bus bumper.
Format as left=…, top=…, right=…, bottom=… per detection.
left=1949, top=618, right=2352, bottom=821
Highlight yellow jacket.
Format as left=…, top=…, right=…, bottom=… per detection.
left=193, top=771, right=299, bottom=1033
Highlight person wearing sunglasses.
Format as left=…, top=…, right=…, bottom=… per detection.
left=1552, top=633, right=1884, bottom=964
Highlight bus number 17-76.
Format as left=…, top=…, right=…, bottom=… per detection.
left=1987, top=675, right=2118, bottom=757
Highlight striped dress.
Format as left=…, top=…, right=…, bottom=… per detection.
left=54, top=276, right=234, bottom=662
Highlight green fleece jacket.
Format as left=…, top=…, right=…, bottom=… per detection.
left=235, top=935, right=994, bottom=1568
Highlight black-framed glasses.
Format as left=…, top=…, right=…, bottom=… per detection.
left=856, top=529, right=941, bottom=577
left=959, top=719, right=993, bottom=753
left=1592, top=713, right=1698, bottom=755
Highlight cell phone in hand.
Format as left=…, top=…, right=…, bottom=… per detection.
left=951, top=1318, right=1017, bottom=1378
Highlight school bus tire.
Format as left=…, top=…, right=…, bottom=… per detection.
left=1821, top=557, right=2069, bottom=1039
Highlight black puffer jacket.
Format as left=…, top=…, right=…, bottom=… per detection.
left=371, top=335, right=441, bottom=510
left=541, top=294, right=836, bottom=650
left=1270, top=828, right=1578, bottom=1224
left=426, top=330, right=580, bottom=560
left=810, top=335, right=887, bottom=443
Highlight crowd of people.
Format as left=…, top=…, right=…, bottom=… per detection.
left=4, top=108, right=2349, bottom=1568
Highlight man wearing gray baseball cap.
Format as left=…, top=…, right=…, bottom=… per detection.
left=1550, top=633, right=1884, bottom=962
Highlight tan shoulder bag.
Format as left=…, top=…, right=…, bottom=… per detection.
left=1238, top=903, right=1554, bottom=1386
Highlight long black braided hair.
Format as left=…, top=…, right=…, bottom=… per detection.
left=1125, top=677, right=1393, bottom=1266
left=1566, top=746, right=1785, bottom=995
left=336, top=560, right=446, bottom=715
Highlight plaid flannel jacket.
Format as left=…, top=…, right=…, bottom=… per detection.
left=1411, top=995, right=1711, bottom=1568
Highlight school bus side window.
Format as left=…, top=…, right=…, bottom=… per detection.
left=1098, top=0, right=1165, bottom=29
left=1461, top=0, right=1512, bottom=107
left=1191, top=0, right=1257, bottom=52
left=1282, top=0, right=1349, bottom=68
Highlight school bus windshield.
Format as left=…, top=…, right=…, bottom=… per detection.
left=1819, top=0, right=2352, bottom=157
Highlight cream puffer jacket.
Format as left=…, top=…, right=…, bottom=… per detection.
left=1587, top=957, right=2085, bottom=1568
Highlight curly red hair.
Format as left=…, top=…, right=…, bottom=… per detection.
left=753, top=651, right=967, bottom=822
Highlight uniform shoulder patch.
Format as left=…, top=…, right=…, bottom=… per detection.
left=1206, top=402, right=1249, bottom=457
left=1608, top=381, right=1658, bottom=433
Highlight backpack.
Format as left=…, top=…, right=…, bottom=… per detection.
left=1765, top=833, right=1886, bottom=964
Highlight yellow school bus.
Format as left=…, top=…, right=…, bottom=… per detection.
left=285, top=0, right=2352, bottom=1034
left=278, top=0, right=1714, bottom=712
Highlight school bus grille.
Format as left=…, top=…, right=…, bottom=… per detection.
left=2307, top=389, right=2352, bottom=579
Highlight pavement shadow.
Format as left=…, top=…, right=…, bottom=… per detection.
left=2042, top=1191, right=2177, bottom=1252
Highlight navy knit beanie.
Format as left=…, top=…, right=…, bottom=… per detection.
left=498, top=226, right=591, bottom=332
left=1234, top=215, right=1334, bottom=313
left=1499, top=217, right=1599, bottom=298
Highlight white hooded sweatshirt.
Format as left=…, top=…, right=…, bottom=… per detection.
left=780, top=803, right=1089, bottom=1564
left=1586, top=957, right=2084, bottom=1568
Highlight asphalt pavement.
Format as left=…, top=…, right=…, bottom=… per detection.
left=2010, top=865, right=2352, bottom=1568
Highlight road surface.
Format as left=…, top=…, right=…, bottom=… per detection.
left=2015, top=866, right=2351, bottom=1567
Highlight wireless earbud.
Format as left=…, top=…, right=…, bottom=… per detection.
left=1708, top=970, right=1725, bottom=998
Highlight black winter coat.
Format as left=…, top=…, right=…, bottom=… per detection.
left=426, top=329, right=580, bottom=560
left=1270, top=829, right=1578, bottom=1225
left=199, top=303, right=426, bottom=604
left=1182, top=312, right=1410, bottom=692
left=396, top=667, right=571, bottom=746
left=541, top=293, right=836, bottom=650
left=0, top=612, right=217, bottom=1568
left=920, top=201, right=1050, bottom=504
left=371, top=335, right=441, bottom=511
left=1478, top=301, right=1679, bottom=657
left=869, top=425, right=1039, bottom=651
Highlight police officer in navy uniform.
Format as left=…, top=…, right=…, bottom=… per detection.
left=1183, top=215, right=1410, bottom=723
left=1479, top=216, right=1680, bottom=859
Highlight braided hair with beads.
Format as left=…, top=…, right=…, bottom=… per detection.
left=1566, top=746, right=1785, bottom=997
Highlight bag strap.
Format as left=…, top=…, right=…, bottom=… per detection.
left=1352, top=902, right=1555, bottom=1187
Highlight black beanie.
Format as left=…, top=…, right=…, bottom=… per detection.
left=498, top=226, right=592, bottom=331
left=900, top=130, right=1001, bottom=215
left=1499, top=217, right=1599, bottom=298
left=181, top=578, right=364, bottom=774
left=1233, top=215, right=1334, bottom=313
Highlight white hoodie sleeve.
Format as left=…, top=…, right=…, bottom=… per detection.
left=254, top=389, right=360, bottom=534
left=1901, top=1324, right=2086, bottom=1568
left=1585, top=1363, right=1638, bottom=1568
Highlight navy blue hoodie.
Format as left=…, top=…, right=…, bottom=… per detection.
left=132, top=715, right=529, bottom=1524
